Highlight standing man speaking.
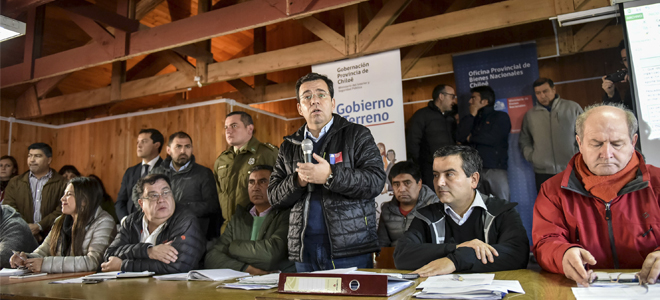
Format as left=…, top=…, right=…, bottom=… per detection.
left=269, top=73, right=386, bottom=271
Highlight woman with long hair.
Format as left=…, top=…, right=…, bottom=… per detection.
left=0, top=156, right=19, bottom=204
left=10, top=177, right=116, bottom=273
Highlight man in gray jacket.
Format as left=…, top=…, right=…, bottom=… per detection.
left=378, top=161, right=439, bottom=247
left=519, top=78, right=583, bottom=192
left=0, top=205, right=38, bottom=268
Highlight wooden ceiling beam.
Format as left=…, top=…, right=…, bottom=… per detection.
left=400, top=42, right=437, bottom=77
left=54, top=0, right=140, bottom=32
left=210, top=0, right=240, bottom=11
left=35, top=74, right=69, bottom=99
left=161, top=50, right=196, bottom=75
left=364, top=0, right=557, bottom=53
left=64, top=11, right=115, bottom=56
left=135, top=0, right=166, bottom=20
left=344, top=5, right=359, bottom=55
left=298, top=16, right=346, bottom=55
left=171, top=43, right=215, bottom=63
left=15, top=86, right=40, bottom=118
left=1, top=0, right=53, bottom=19
left=1, top=0, right=366, bottom=88
left=358, top=0, right=412, bottom=52
left=126, top=53, right=171, bottom=81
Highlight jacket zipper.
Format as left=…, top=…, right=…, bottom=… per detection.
left=600, top=199, right=619, bottom=269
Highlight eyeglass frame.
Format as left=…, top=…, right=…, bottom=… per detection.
left=141, top=189, right=173, bottom=202
left=441, top=92, right=457, bottom=100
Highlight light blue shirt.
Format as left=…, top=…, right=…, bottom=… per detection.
left=304, top=117, right=334, bottom=143
left=444, top=191, right=487, bottom=226
left=170, top=159, right=192, bottom=172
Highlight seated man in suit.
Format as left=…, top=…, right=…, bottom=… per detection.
left=205, top=165, right=294, bottom=274
left=102, top=174, right=204, bottom=274
left=394, top=145, right=529, bottom=276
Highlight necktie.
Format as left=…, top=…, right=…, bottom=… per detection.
left=141, top=164, right=149, bottom=177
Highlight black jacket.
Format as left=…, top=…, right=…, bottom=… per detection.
left=134, top=155, right=222, bottom=240
left=115, top=157, right=163, bottom=221
left=268, top=114, right=386, bottom=261
left=406, top=101, right=456, bottom=188
left=393, top=194, right=529, bottom=272
left=457, top=106, right=511, bottom=170
left=104, top=208, right=204, bottom=274
left=603, top=87, right=634, bottom=112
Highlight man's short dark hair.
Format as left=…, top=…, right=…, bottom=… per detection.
left=28, top=143, right=52, bottom=158
left=388, top=161, right=422, bottom=183
left=168, top=131, right=193, bottom=145
left=226, top=111, right=254, bottom=127
left=295, top=72, right=334, bottom=103
left=249, top=165, right=274, bottom=174
left=470, top=86, right=496, bottom=107
left=136, top=173, right=172, bottom=198
left=139, top=129, right=164, bottom=153
left=432, top=84, right=448, bottom=101
left=533, top=78, right=554, bottom=89
left=433, top=145, right=482, bottom=177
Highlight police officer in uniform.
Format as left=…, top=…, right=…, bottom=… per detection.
left=215, top=111, right=278, bottom=232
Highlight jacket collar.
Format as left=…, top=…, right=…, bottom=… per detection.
left=221, top=136, right=262, bottom=156
left=562, top=151, right=649, bottom=197
left=286, top=114, right=350, bottom=144
left=477, top=106, right=495, bottom=117
left=18, top=168, right=63, bottom=185
left=414, top=192, right=517, bottom=223
left=160, top=155, right=196, bottom=174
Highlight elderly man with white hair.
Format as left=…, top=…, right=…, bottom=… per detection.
left=533, top=103, right=660, bottom=286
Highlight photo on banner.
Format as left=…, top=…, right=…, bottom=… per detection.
left=312, top=50, right=406, bottom=217
left=452, top=42, right=539, bottom=243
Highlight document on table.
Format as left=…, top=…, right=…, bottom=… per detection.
left=414, top=278, right=523, bottom=299
left=154, top=269, right=249, bottom=281
left=50, top=277, right=85, bottom=284
left=84, top=271, right=154, bottom=279
left=0, top=268, right=29, bottom=277
left=572, top=285, right=660, bottom=300
left=417, top=274, right=495, bottom=289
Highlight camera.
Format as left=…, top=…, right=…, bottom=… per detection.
left=605, top=69, right=627, bottom=83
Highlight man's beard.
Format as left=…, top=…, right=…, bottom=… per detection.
left=173, top=156, right=189, bottom=168
left=446, top=103, right=459, bottom=117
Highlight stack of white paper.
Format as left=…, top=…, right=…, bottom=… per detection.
left=572, top=285, right=660, bottom=300
left=154, top=269, right=249, bottom=281
left=414, top=274, right=525, bottom=299
left=0, top=268, right=29, bottom=277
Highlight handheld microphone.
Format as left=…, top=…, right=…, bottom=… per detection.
left=301, top=139, right=314, bottom=193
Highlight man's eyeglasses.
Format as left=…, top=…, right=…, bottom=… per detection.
left=300, top=92, right=329, bottom=102
left=142, top=189, right=172, bottom=202
left=441, top=92, right=457, bottom=100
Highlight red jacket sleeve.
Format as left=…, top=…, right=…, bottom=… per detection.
left=532, top=183, right=581, bottom=274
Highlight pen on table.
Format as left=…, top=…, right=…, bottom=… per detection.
left=11, top=250, right=26, bottom=261
left=452, top=274, right=464, bottom=281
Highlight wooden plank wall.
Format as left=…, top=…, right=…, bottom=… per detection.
left=0, top=102, right=305, bottom=202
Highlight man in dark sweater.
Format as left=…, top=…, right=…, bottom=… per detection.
left=406, top=84, right=458, bottom=189
left=457, top=86, right=511, bottom=200
left=393, top=145, right=528, bottom=276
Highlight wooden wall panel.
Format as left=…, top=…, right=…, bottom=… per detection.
left=0, top=102, right=305, bottom=202
left=0, top=122, right=57, bottom=176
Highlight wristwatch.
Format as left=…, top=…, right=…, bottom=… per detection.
left=324, top=172, right=334, bottom=188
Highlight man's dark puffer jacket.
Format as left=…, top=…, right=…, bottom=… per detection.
left=104, top=208, right=204, bottom=274
left=268, top=114, right=386, bottom=262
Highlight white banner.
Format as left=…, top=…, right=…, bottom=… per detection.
left=312, top=50, right=406, bottom=216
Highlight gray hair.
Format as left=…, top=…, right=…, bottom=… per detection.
left=575, top=102, right=637, bottom=141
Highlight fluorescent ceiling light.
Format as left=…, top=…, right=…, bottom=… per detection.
left=557, top=6, right=619, bottom=27
left=0, top=15, right=26, bottom=42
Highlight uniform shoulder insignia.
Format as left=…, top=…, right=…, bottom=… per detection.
left=263, top=143, right=278, bottom=150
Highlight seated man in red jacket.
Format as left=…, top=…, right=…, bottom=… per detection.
left=533, top=103, right=660, bottom=286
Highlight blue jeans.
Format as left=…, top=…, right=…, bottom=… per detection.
left=295, top=242, right=373, bottom=272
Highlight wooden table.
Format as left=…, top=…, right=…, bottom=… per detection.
left=0, top=268, right=612, bottom=300
left=0, top=272, right=93, bottom=286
